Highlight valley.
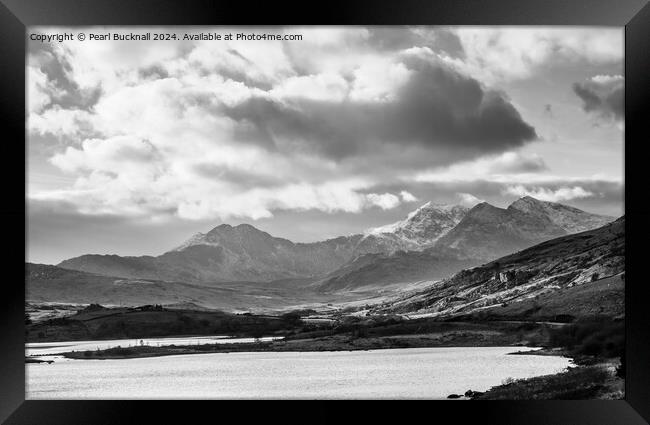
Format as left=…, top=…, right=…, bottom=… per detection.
left=25, top=196, right=625, bottom=400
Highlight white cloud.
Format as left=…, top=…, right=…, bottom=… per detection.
left=270, top=73, right=349, bottom=101
left=27, top=26, right=622, bottom=222
left=29, top=106, right=93, bottom=138
left=456, top=193, right=484, bottom=207
left=591, top=74, right=623, bottom=84
left=450, top=27, right=623, bottom=84
left=28, top=65, right=52, bottom=113
left=348, top=58, right=412, bottom=102
left=414, top=151, right=547, bottom=183
left=365, top=193, right=401, bottom=210
left=400, top=190, right=418, bottom=202
left=504, top=185, right=594, bottom=202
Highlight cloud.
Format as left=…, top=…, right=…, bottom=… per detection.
left=414, top=151, right=548, bottom=183
left=365, top=193, right=401, bottom=210
left=400, top=191, right=418, bottom=202
left=456, top=193, right=484, bottom=207
left=28, top=65, right=53, bottom=113
left=504, top=185, right=594, bottom=202
left=449, top=28, right=623, bottom=84
left=367, top=27, right=465, bottom=58
left=218, top=54, right=537, bottom=161
left=29, top=106, right=95, bottom=139
left=27, top=26, right=622, bottom=224
left=50, top=135, right=161, bottom=173
left=573, top=74, right=623, bottom=121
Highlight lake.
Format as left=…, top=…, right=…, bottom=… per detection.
left=26, top=335, right=281, bottom=357
left=26, top=345, right=571, bottom=399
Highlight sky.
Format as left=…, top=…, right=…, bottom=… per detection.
left=27, top=26, right=624, bottom=264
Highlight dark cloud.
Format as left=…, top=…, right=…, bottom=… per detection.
left=366, top=27, right=464, bottom=58
left=30, top=45, right=102, bottom=111
left=573, top=77, right=623, bottom=121
left=220, top=56, right=537, bottom=163
left=365, top=27, right=465, bottom=59
left=430, top=29, right=465, bottom=59
left=366, top=27, right=424, bottom=50
left=497, top=154, right=548, bottom=174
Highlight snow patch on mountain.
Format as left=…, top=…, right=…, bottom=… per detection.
left=363, top=202, right=469, bottom=247
left=172, top=232, right=208, bottom=252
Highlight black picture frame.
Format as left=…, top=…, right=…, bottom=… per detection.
left=1, top=0, right=649, bottom=423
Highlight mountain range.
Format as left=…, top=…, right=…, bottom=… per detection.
left=55, top=196, right=614, bottom=286
left=374, top=215, right=625, bottom=319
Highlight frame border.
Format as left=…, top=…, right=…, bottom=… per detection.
left=2, top=1, right=649, bottom=423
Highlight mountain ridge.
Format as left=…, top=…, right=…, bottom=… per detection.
left=374, top=216, right=624, bottom=318
left=56, top=197, right=615, bottom=284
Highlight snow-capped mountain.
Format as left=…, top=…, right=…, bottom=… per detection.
left=57, top=197, right=615, bottom=284
left=434, top=197, right=615, bottom=260
left=313, top=198, right=616, bottom=292
left=360, top=202, right=469, bottom=250
left=507, top=196, right=614, bottom=234
left=375, top=216, right=625, bottom=318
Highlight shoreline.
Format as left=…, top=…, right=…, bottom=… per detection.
left=27, top=330, right=623, bottom=400
left=44, top=334, right=555, bottom=361
left=470, top=359, right=623, bottom=400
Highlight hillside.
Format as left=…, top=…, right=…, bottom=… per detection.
left=354, top=203, right=468, bottom=254
left=314, top=248, right=480, bottom=293
left=26, top=263, right=329, bottom=312
left=374, top=216, right=624, bottom=318
left=455, top=273, right=624, bottom=322
left=433, top=197, right=613, bottom=260
left=25, top=304, right=298, bottom=342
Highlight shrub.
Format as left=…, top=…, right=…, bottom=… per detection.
left=280, top=312, right=303, bottom=326
left=106, top=346, right=136, bottom=356
left=548, top=319, right=624, bottom=358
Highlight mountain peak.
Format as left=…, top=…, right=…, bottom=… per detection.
left=469, top=201, right=501, bottom=211
left=208, top=223, right=233, bottom=232
left=172, top=231, right=207, bottom=251
left=416, top=201, right=464, bottom=212
left=518, top=195, right=540, bottom=203
left=508, top=196, right=615, bottom=234
left=509, top=196, right=547, bottom=209
left=363, top=201, right=469, bottom=249
left=464, top=201, right=506, bottom=221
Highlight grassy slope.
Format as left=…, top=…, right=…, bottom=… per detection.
left=314, top=249, right=479, bottom=293
left=374, top=218, right=624, bottom=318
left=472, top=362, right=623, bottom=400
left=25, top=305, right=298, bottom=342
left=26, top=263, right=376, bottom=313
left=455, top=274, right=624, bottom=322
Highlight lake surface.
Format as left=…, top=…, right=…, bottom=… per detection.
left=26, top=346, right=571, bottom=399
left=27, top=335, right=281, bottom=357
